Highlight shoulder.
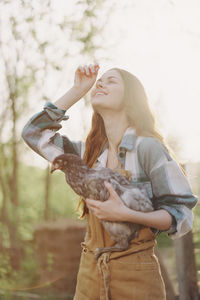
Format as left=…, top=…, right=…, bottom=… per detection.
left=138, top=136, right=166, bottom=155
left=137, top=136, right=171, bottom=173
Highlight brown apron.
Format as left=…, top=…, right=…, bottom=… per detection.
left=73, top=161, right=166, bottom=300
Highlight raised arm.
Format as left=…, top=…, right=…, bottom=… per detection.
left=21, top=64, right=100, bottom=162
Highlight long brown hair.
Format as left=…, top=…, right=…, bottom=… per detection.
left=76, top=68, right=187, bottom=218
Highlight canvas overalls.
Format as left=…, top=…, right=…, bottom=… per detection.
left=73, top=158, right=166, bottom=300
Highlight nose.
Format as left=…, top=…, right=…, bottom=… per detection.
left=96, top=80, right=104, bottom=88
left=91, top=79, right=106, bottom=98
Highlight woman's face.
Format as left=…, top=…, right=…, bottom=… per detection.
left=90, top=69, right=125, bottom=113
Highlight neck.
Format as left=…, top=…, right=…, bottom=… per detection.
left=101, top=110, right=130, bottom=152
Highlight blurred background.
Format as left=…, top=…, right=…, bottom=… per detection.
left=0, top=0, right=199, bottom=299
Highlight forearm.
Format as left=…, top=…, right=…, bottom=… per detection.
left=53, top=86, right=83, bottom=110
left=124, top=208, right=173, bottom=231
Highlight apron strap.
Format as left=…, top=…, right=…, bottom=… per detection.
left=97, top=252, right=111, bottom=300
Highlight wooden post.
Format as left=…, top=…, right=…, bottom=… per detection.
left=172, top=163, right=199, bottom=300
left=173, top=230, right=199, bottom=300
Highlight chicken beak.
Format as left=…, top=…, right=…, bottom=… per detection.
left=50, top=162, right=60, bottom=173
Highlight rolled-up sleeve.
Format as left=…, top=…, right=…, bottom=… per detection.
left=21, top=101, right=84, bottom=162
left=138, top=137, right=199, bottom=239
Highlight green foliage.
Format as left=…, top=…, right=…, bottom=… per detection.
left=70, top=0, right=112, bottom=57
left=17, top=163, right=79, bottom=241
left=157, top=231, right=174, bottom=248
left=0, top=162, right=79, bottom=290
left=0, top=244, right=40, bottom=292
left=49, top=167, right=79, bottom=219
left=0, top=253, right=18, bottom=289
left=193, top=204, right=200, bottom=245
left=16, top=244, right=40, bottom=286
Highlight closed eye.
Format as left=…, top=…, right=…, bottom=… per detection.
left=96, top=76, right=118, bottom=85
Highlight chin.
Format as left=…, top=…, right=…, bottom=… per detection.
left=91, top=100, right=109, bottom=112
left=91, top=97, right=103, bottom=107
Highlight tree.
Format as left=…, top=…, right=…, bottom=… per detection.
left=0, top=0, right=112, bottom=276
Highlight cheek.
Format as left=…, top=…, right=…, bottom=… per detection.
left=110, top=88, right=124, bottom=107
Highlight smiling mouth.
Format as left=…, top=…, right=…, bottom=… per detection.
left=94, top=92, right=107, bottom=97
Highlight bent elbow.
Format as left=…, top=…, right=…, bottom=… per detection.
left=21, top=124, right=31, bottom=145
left=21, top=126, right=28, bottom=141
left=163, top=211, right=173, bottom=231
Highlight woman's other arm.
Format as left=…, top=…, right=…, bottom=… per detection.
left=137, top=137, right=199, bottom=239
left=86, top=182, right=173, bottom=231
left=122, top=208, right=173, bottom=231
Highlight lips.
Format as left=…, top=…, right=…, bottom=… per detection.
left=93, top=89, right=108, bottom=97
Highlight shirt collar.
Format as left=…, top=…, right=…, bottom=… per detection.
left=118, top=126, right=137, bottom=151
left=96, top=126, right=137, bottom=166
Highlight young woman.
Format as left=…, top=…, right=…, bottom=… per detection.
left=21, top=63, right=198, bottom=300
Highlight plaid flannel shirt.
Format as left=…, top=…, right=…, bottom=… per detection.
left=21, top=101, right=199, bottom=240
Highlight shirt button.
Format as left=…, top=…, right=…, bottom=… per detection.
left=132, top=176, right=137, bottom=182
left=119, top=152, right=125, bottom=158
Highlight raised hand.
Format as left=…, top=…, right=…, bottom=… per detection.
left=73, top=63, right=100, bottom=96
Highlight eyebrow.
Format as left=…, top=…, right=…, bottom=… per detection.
left=97, top=76, right=118, bottom=82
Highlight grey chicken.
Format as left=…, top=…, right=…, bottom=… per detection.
left=50, top=153, right=154, bottom=259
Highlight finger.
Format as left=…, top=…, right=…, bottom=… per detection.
left=104, top=181, right=114, bottom=191
left=94, top=63, right=100, bottom=70
left=104, top=181, right=119, bottom=198
left=91, top=208, right=98, bottom=217
left=89, top=64, right=95, bottom=74
left=83, top=65, right=90, bottom=76
left=86, top=198, right=100, bottom=208
left=77, top=65, right=84, bottom=73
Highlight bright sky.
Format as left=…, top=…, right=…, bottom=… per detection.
left=20, top=0, right=200, bottom=168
